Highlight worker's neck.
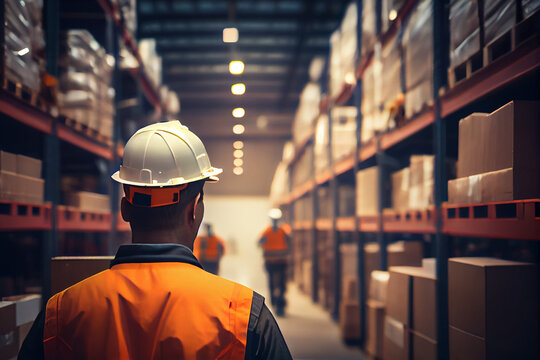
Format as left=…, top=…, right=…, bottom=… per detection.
left=131, top=228, right=193, bottom=249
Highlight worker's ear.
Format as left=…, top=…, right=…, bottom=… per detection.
left=185, top=193, right=202, bottom=226
left=120, top=197, right=131, bottom=222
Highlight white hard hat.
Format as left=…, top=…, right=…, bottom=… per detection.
left=268, top=208, right=283, bottom=220
left=112, top=120, right=222, bottom=187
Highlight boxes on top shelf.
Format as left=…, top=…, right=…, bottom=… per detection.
left=0, top=151, right=44, bottom=204
left=0, top=151, right=17, bottom=173
left=449, top=101, right=540, bottom=204
left=361, top=0, right=376, bottom=56
left=339, top=2, right=358, bottom=86
left=448, top=257, right=538, bottom=359
left=314, top=114, right=330, bottom=175
left=403, top=0, right=434, bottom=119
left=356, top=166, right=379, bottom=216
left=331, top=106, right=357, bottom=163
left=292, top=83, right=320, bottom=146
left=391, top=167, right=410, bottom=211
left=409, top=155, right=434, bottom=210
left=449, top=0, right=481, bottom=68
left=329, top=29, right=344, bottom=100
left=308, top=56, right=325, bottom=83
left=64, top=191, right=110, bottom=212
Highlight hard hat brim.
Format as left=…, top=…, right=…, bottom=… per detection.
left=111, top=167, right=222, bottom=187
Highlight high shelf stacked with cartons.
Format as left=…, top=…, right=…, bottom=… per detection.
left=0, top=0, right=173, bottom=307
left=271, top=0, right=540, bottom=358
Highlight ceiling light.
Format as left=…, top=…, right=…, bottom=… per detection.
left=16, top=48, right=29, bottom=56
left=231, top=83, right=246, bottom=95
left=223, top=28, right=239, bottom=43
left=233, top=149, right=244, bottom=158
left=233, top=124, right=245, bottom=134
left=233, top=140, right=244, bottom=149
left=234, top=158, right=243, bottom=167
left=232, top=107, right=245, bottom=118
left=389, top=10, right=398, bottom=21
left=233, top=167, right=244, bottom=175
left=229, top=61, right=245, bottom=75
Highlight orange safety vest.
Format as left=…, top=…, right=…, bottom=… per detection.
left=194, top=235, right=224, bottom=262
left=43, top=262, right=253, bottom=359
left=261, top=226, right=289, bottom=263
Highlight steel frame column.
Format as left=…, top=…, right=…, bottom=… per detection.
left=433, top=0, right=450, bottom=359
left=329, top=105, right=341, bottom=321
left=42, top=0, right=60, bottom=303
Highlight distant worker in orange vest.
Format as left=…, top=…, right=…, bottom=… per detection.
left=259, top=208, right=291, bottom=316
left=193, top=223, right=225, bottom=275
left=19, top=121, right=292, bottom=359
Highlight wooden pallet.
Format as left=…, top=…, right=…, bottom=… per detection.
left=1, top=76, right=47, bottom=111
left=483, top=10, right=540, bottom=66
left=60, top=115, right=86, bottom=132
left=447, top=50, right=483, bottom=88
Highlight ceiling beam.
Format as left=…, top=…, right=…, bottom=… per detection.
left=138, top=28, right=336, bottom=39
left=156, top=43, right=329, bottom=54
left=138, top=12, right=343, bottom=22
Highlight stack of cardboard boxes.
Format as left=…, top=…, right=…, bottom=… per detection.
left=356, top=166, right=379, bottom=217
left=339, top=243, right=361, bottom=343
left=0, top=151, right=44, bottom=204
left=365, top=270, right=389, bottom=359
left=448, top=258, right=538, bottom=359
left=383, top=259, right=437, bottom=360
left=0, top=294, right=41, bottom=359
left=391, top=155, right=435, bottom=211
left=331, top=107, right=357, bottom=163
left=448, top=101, right=540, bottom=203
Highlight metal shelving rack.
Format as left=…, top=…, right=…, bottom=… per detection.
left=0, top=0, right=163, bottom=300
left=283, top=0, right=540, bottom=358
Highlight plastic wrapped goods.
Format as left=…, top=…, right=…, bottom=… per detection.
left=314, top=114, right=330, bottom=175
left=449, top=0, right=481, bottom=67
left=484, top=0, right=516, bottom=45
left=340, top=2, right=358, bottom=85
left=269, top=162, right=290, bottom=207
left=380, top=32, right=403, bottom=111
left=332, top=106, right=357, bottom=162
left=292, top=83, right=321, bottom=145
left=329, top=30, right=344, bottom=100
left=360, top=45, right=387, bottom=143
left=403, top=0, right=433, bottom=119
left=522, top=0, right=540, bottom=17
left=362, top=0, right=377, bottom=56
left=292, top=145, right=314, bottom=188
left=309, top=57, right=326, bottom=82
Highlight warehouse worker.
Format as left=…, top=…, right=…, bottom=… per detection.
left=259, top=208, right=291, bottom=316
left=19, top=121, right=292, bottom=360
left=193, top=223, right=225, bottom=275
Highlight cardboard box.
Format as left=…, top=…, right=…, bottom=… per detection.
left=51, top=256, right=113, bottom=294
left=412, top=267, right=437, bottom=340
left=448, top=257, right=538, bottom=359
left=457, top=101, right=540, bottom=181
left=392, top=167, right=410, bottom=210
left=0, top=152, right=17, bottom=173
left=411, top=329, right=437, bottom=360
left=386, top=267, right=412, bottom=325
left=1, top=295, right=41, bottom=327
left=369, top=270, right=389, bottom=304
left=449, top=325, right=485, bottom=360
left=364, top=241, right=423, bottom=296
left=0, top=302, right=17, bottom=360
left=356, top=167, right=379, bottom=216
left=448, top=167, right=538, bottom=203
left=383, top=315, right=409, bottom=360
left=339, top=301, right=361, bottom=342
left=0, top=171, right=18, bottom=201
left=15, top=174, right=44, bottom=204
left=64, top=191, right=110, bottom=212
left=365, top=299, right=385, bottom=358
left=16, top=155, right=42, bottom=178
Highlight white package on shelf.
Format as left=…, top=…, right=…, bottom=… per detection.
left=314, top=114, right=330, bottom=174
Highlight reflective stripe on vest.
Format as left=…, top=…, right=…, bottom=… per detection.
left=43, top=262, right=253, bottom=360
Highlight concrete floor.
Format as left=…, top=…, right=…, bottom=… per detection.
left=219, top=249, right=365, bottom=360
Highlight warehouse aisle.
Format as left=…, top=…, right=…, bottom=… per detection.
left=219, top=251, right=364, bottom=360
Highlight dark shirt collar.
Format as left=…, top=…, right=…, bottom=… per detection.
left=111, top=243, right=203, bottom=269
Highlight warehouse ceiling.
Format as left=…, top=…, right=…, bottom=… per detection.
left=136, top=0, right=350, bottom=195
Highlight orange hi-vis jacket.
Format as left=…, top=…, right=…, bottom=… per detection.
left=260, top=225, right=289, bottom=263
left=43, top=245, right=253, bottom=360
left=194, top=235, right=224, bottom=262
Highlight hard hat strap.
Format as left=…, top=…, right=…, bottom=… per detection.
left=125, top=184, right=188, bottom=208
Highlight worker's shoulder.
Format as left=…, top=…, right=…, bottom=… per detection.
left=198, top=269, right=253, bottom=295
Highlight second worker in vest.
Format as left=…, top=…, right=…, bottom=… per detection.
left=193, top=223, right=225, bottom=275
left=259, top=208, right=291, bottom=317
left=19, top=121, right=292, bottom=360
